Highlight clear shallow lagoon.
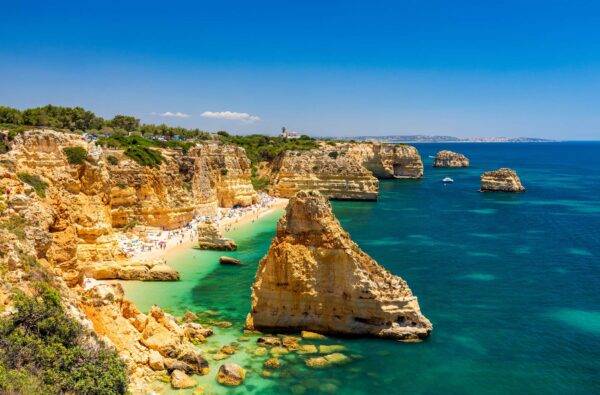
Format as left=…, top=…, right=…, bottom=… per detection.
left=123, top=142, right=600, bottom=394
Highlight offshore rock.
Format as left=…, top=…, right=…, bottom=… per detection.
left=433, top=150, right=469, bottom=167
left=480, top=168, right=525, bottom=192
left=197, top=220, right=237, bottom=250
left=247, top=190, right=432, bottom=340
left=219, top=256, right=241, bottom=265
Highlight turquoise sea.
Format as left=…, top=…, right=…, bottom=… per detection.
left=123, top=142, right=600, bottom=394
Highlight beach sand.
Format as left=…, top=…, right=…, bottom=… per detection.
left=124, top=196, right=288, bottom=262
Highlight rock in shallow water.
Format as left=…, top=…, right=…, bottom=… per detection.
left=216, top=363, right=246, bottom=386
left=171, top=369, right=197, bottom=389
left=246, top=190, right=432, bottom=341
left=219, top=256, right=241, bottom=265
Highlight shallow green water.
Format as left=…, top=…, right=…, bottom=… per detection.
left=123, top=142, right=600, bottom=394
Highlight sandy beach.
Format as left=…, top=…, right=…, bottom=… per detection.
left=118, top=194, right=288, bottom=262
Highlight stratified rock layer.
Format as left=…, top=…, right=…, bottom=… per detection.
left=268, top=142, right=423, bottom=200
left=480, top=168, right=525, bottom=192
left=433, top=150, right=469, bottom=167
left=247, top=190, right=432, bottom=340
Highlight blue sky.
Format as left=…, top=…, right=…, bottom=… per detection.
left=1, top=1, right=599, bottom=139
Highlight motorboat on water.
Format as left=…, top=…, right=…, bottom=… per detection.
left=442, top=177, right=454, bottom=183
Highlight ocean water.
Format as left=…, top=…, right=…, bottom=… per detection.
left=123, top=142, right=600, bottom=394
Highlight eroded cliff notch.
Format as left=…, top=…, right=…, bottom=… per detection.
left=247, top=190, right=432, bottom=341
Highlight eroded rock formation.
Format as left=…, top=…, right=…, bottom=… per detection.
left=268, top=142, right=423, bottom=200
left=433, top=150, right=469, bottom=167
left=480, top=168, right=525, bottom=192
left=197, top=220, right=237, bottom=250
left=247, top=190, right=432, bottom=340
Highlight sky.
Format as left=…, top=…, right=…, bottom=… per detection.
left=1, top=1, right=599, bottom=140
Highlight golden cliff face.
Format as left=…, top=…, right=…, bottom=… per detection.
left=0, top=130, right=258, bottom=283
left=3, top=130, right=118, bottom=283
left=247, top=190, right=432, bottom=341
left=189, top=143, right=258, bottom=208
left=268, top=141, right=423, bottom=200
left=107, top=149, right=218, bottom=230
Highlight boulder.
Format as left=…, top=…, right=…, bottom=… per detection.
left=246, top=190, right=432, bottom=341
left=216, top=363, right=246, bottom=386
left=219, top=256, right=241, bottom=265
left=171, top=369, right=197, bottom=389
left=480, top=168, right=525, bottom=192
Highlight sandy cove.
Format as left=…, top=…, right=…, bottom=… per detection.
left=121, top=195, right=289, bottom=263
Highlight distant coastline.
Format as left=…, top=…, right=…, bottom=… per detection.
left=331, top=135, right=556, bottom=143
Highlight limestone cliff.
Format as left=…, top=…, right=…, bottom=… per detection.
left=480, top=168, right=525, bottom=192
left=190, top=143, right=258, bottom=208
left=268, top=142, right=423, bottom=200
left=3, top=130, right=119, bottom=284
left=247, top=190, right=432, bottom=340
left=433, top=150, right=470, bottom=167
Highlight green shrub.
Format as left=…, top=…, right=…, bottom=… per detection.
left=17, top=172, right=48, bottom=197
left=217, top=134, right=318, bottom=165
left=220, top=168, right=228, bottom=176
left=106, top=155, right=119, bottom=165
left=0, top=215, right=27, bottom=240
left=328, top=151, right=339, bottom=159
left=62, top=146, right=88, bottom=165
left=0, top=283, right=128, bottom=394
left=251, top=176, right=270, bottom=191
left=124, top=146, right=163, bottom=167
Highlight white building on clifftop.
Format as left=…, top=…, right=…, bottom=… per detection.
left=280, top=127, right=301, bottom=139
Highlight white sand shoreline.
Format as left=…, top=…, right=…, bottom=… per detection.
left=118, top=194, right=288, bottom=263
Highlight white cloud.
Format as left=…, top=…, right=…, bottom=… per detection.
left=151, top=111, right=190, bottom=118
left=201, top=111, right=260, bottom=123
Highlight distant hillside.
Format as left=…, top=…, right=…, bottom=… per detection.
left=344, top=135, right=555, bottom=143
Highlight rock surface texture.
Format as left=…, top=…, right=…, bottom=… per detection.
left=480, top=168, right=525, bottom=192
left=247, top=190, right=432, bottom=340
left=197, top=220, right=237, bottom=250
left=268, top=142, right=423, bottom=200
left=433, top=150, right=470, bottom=167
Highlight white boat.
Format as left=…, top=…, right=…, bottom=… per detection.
left=442, top=177, right=454, bottom=183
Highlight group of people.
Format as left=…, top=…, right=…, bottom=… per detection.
left=118, top=193, right=279, bottom=258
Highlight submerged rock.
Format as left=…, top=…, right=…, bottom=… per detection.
left=246, top=190, right=432, bottom=341
left=480, top=168, right=525, bottom=192
left=216, top=363, right=246, bottom=386
left=197, top=220, right=237, bottom=251
left=433, top=150, right=469, bottom=167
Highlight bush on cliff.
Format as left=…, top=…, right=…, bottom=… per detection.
left=0, top=283, right=128, bottom=394
left=63, top=146, right=88, bottom=165
left=17, top=172, right=48, bottom=197
left=124, top=145, right=163, bottom=167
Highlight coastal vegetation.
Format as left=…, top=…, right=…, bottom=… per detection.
left=17, top=172, right=48, bottom=197
left=0, top=282, right=128, bottom=394
left=216, top=132, right=317, bottom=164
left=63, top=146, right=88, bottom=165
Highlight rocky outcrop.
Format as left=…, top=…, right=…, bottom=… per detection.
left=268, top=142, right=423, bottom=200
left=81, top=282, right=212, bottom=390
left=247, top=190, right=432, bottom=341
left=480, top=168, right=525, bottom=192
left=197, top=220, right=237, bottom=250
left=84, top=258, right=179, bottom=281
left=433, top=150, right=469, bottom=167
left=217, top=363, right=246, bottom=386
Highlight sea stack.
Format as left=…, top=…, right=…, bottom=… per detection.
left=246, top=190, right=432, bottom=341
left=480, top=168, right=525, bottom=192
left=197, top=220, right=237, bottom=250
left=433, top=150, right=469, bottom=167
